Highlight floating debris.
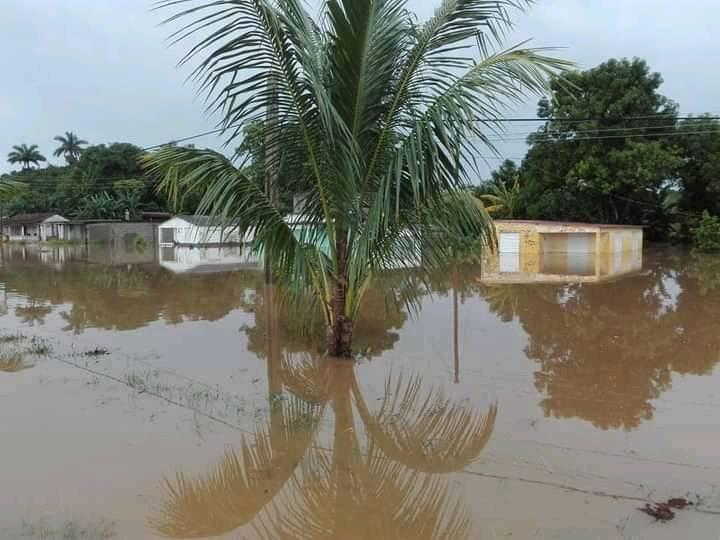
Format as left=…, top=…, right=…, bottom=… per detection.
left=84, top=347, right=110, bottom=357
left=667, top=497, right=693, bottom=509
left=639, top=497, right=694, bottom=522
left=640, top=502, right=675, bottom=522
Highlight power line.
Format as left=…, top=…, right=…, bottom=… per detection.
left=477, top=114, right=720, bottom=123
left=496, top=122, right=714, bottom=138
left=479, top=129, right=720, bottom=144
left=141, top=128, right=225, bottom=151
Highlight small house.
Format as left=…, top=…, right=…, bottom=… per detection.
left=4, top=213, right=70, bottom=242
left=484, top=220, right=644, bottom=282
left=158, top=215, right=252, bottom=246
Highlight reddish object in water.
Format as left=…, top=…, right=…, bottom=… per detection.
left=667, top=498, right=692, bottom=509
left=640, top=503, right=675, bottom=521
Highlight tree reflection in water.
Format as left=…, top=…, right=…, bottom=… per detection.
left=150, top=284, right=496, bottom=539
left=482, top=252, right=720, bottom=430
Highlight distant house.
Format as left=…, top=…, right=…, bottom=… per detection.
left=4, top=213, right=70, bottom=242
left=158, top=215, right=252, bottom=246
left=487, top=220, right=644, bottom=281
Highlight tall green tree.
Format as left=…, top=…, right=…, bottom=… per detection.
left=73, top=143, right=145, bottom=179
left=520, top=58, right=682, bottom=237
left=144, top=0, right=569, bottom=357
left=53, top=131, right=89, bottom=165
left=674, top=115, right=720, bottom=217
left=7, top=144, right=46, bottom=170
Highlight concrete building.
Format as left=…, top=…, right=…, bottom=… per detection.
left=484, top=220, right=644, bottom=283
left=158, top=215, right=251, bottom=246
left=4, top=213, right=70, bottom=242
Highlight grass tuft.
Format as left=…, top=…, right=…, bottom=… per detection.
left=0, top=351, right=32, bottom=373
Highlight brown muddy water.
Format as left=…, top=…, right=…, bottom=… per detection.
left=1, top=244, right=720, bottom=539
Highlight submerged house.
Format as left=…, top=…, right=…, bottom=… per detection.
left=484, top=220, right=644, bottom=283
left=158, top=215, right=252, bottom=246
left=4, top=213, right=70, bottom=242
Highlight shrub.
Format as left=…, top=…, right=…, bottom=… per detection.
left=692, top=212, right=720, bottom=252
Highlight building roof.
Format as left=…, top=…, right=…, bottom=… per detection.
left=66, top=219, right=122, bottom=225
left=5, top=213, right=66, bottom=225
left=494, top=220, right=645, bottom=230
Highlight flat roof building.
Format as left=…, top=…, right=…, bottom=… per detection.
left=483, top=220, right=644, bottom=284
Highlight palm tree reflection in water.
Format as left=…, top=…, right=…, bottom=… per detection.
left=150, top=355, right=497, bottom=539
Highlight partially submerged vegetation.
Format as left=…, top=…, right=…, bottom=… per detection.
left=146, top=0, right=570, bottom=356
left=0, top=334, right=53, bottom=373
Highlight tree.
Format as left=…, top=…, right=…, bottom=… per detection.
left=53, top=131, right=88, bottom=165
left=692, top=212, right=720, bottom=252
left=476, top=160, right=522, bottom=218
left=145, top=0, right=569, bottom=357
left=74, top=192, right=121, bottom=219
left=7, top=144, right=46, bottom=170
left=73, top=143, right=145, bottom=180
left=235, top=120, right=310, bottom=214
left=675, top=115, right=720, bottom=218
left=520, top=58, right=682, bottom=238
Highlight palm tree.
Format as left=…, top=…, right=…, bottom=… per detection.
left=53, top=131, right=88, bottom=165
left=479, top=174, right=523, bottom=218
left=145, top=0, right=570, bottom=357
left=7, top=144, right=46, bottom=170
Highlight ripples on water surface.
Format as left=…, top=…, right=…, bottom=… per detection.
left=1, top=243, right=720, bottom=538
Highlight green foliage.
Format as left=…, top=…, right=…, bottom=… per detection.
left=476, top=160, right=522, bottom=218
left=0, top=142, right=170, bottom=218
left=75, top=192, right=121, bottom=219
left=675, top=115, right=720, bottom=220
left=53, top=132, right=88, bottom=165
left=692, top=212, right=720, bottom=252
left=146, top=0, right=569, bottom=355
left=519, top=58, right=682, bottom=237
left=7, top=144, right=46, bottom=170
left=235, top=120, right=310, bottom=213
left=72, top=143, right=145, bottom=180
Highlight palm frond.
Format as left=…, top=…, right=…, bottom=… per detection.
left=280, top=353, right=333, bottom=405
left=253, top=445, right=472, bottom=540
left=143, top=145, right=334, bottom=313
left=151, top=0, right=569, bottom=356
left=354, top=372, right=497, bottom=473
left=148, top=395, right=322, bottom=538
left=0, top=179, right=25, bottom=198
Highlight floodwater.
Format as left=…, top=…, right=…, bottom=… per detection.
left=1, top=243, right=720, bottom=539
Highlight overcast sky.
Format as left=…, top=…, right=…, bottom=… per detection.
left=1, top=0, right=718, bottom=177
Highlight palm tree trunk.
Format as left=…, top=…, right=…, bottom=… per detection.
left=327, top=232, right=353, bottom=358
left=327, top=283, right=354, bottom=358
